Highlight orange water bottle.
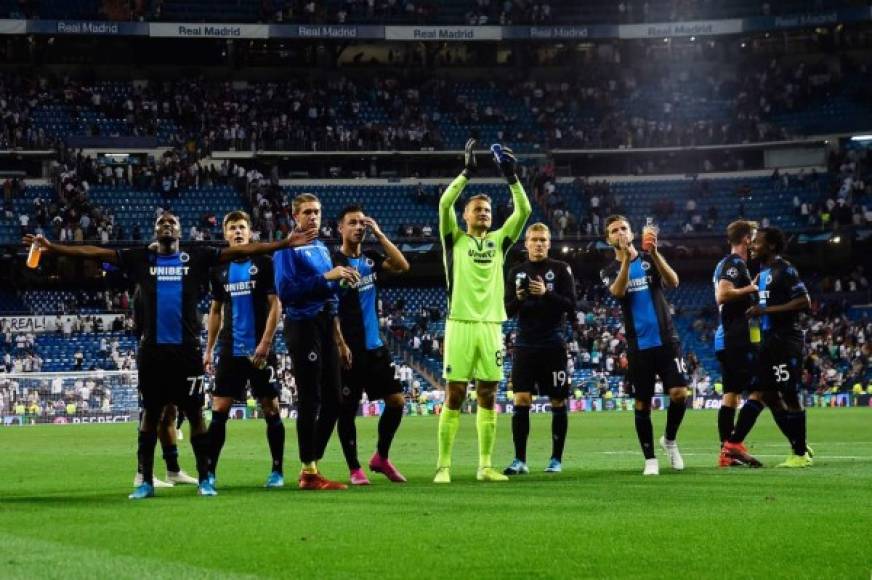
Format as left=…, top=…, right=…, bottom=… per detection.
left=641, top=218, right=658, bottom=252
left=26, top=240, right=42, bottom=269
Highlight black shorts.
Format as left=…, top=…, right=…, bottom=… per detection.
left=627, top=342, right=688, bottom=401
left=511, top=346, right=570, bottom=400
left=717, top=347, right=759, bottom=394
left=342, top=345, right=403, bottom=402
left=283, top=311, right=341, bottom=406
left=213, top=353, right=280, bottom=402
left=757, top=340, right=802, bottom=393
left=137, top=344, right=206, bottom=413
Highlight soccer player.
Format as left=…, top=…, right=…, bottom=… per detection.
left=740, top=226, right=813, bottom=468
left=132, top=288, right=198, bottom=488
left=712, top=220, right=766, bottom=467
left=601, top=215, right=688, bottom=476
left=203, top=211, right=285, bottom=488
left=329, top=205, right=411, bottom=485
left=274, top=193, right=360, bottom=490
left=435, top=138, right=531, bottom=483
left=503, top=223, right=576, bottom=475
left=133, top=406, right=198, bottom=488
left=24, top=211, right=314, bottom=499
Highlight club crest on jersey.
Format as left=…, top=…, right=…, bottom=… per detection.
left=365, top=258, right=374, bottom=268
left=765, top=274, right=773, bottom=285
left=308, top=351, right=318, bottom=362
left=486, top=240, right=496, bottom=249
left=179, top=252, right=190, bottom=263
left=545, top=270, right=555, bottom=281
left=727, top=267, right=738, bottom=278
left=641, top=261, right=651, bottom=270
left=249, top=265, right=258, bottom=276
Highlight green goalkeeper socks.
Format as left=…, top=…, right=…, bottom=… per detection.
left=476, top=407, right=497, bottom=468
left=437, top=408, right=461, bottom=468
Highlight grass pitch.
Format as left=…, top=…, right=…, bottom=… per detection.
left=1, top=408, right=870, bottom=579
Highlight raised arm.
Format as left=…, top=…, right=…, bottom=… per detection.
left=608, top=255, right=632, bottom=299
left=219, top=229, right=316, bottom=263
left=487, top=145, right=531, bottom=243
left=500, top=179, right=533, bottom=244
left=646, top=232, right=679, bottom=289
left=24, top=234, right=119, bottom=264
left=365, top=217, right=410, bottom=273
left=439, top=173, right=467, bottom=242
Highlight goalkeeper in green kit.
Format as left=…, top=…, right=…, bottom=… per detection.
left=435, top=138, right=532, bottom=483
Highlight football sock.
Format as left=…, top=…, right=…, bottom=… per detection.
left=476, top=407, right=497, bottom=468
left=296, top=395, right=318, bottom=464
left=728, top=399, right=764, bottom=444
left=161, top=443, right=181, bottom=473
left=664, top=398, right=686, bottom=441
left=137, top=430, right=158, bottom=485
left=190, top=432, right=212, bottom=483
left=337, top=403, right=361, bottom=470
left=437, top=408, right=461, bottom=468
left=770, top=408, right=793, bottom=446
left=512, top=405, right=530, bottom=462
left=313, top=394, right=340, bottom=462
left=265, top=413, right=284, bottom=474
left=551, top=405, right=568, bottom=462
left=208, top=410, right=229, bottom=473
left=786, top=410, right=808, bottom=456
left=718, top=405, right=737, bottom=444
left=377, top=404, right=403, bottom=459
left=634, top=409, right=655, bottom=459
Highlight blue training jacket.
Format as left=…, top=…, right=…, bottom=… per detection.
left=273, top=240, right=338, bottom=320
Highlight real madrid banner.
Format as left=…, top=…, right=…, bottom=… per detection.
left=618, top=19, right=743, bottom=39
left=149, top=22, right=270, bottom=39
left=385, top=26, right=502, bottom=41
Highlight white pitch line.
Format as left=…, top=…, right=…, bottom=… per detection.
left=597, top=451, right=870, bottom=460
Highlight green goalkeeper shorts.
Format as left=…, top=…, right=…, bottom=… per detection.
left=443, top=319, right=504, bottom=383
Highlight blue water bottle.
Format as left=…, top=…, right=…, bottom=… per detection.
left=490, top=143, right=503, bottom=164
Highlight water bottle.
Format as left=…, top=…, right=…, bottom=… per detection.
left=26, top=241, right=42, bottom=269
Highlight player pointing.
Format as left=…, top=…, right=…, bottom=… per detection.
left=435, top=138, right=531, bottom=483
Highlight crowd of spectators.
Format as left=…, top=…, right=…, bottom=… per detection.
left=3, top=53, right=870, bottom=157
left=6, top=0, right=855, bottom=25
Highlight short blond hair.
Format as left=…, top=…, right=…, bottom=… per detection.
left=525, top=222, right=550, bottom=237
left=292, top=193, right=320, bottom=214
left=464, top=194, right=492, bottom=208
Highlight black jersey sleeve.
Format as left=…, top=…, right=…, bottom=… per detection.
left=257, top=255, right=276, bottom=295
left=717, top=256, right=746, bottom=286
left=505, top=263, right=523, bottom=318
left=115, top=247, right=149, bottom=282
left=210, top=266, right=227, bottom=303
left=781, top=262, right=810, bottom=300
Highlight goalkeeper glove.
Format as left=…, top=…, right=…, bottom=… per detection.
left=490, top=144, right=518, bottom=181
left=463, top=137, right=478, bottom=174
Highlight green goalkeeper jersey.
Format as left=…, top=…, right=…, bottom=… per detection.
left=439, top=174, right=532, bottom=323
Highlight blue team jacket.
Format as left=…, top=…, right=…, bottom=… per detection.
left=273, top=240, right=338, bottom=320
